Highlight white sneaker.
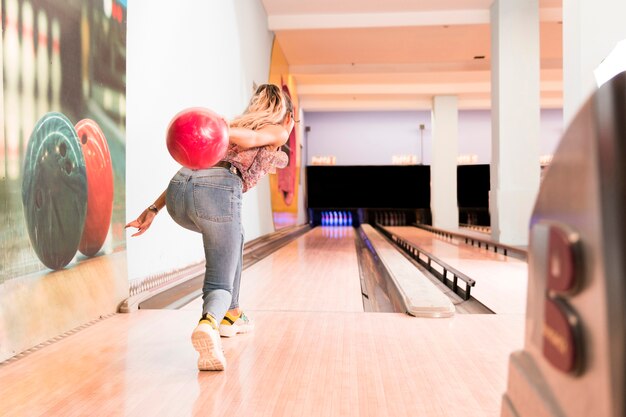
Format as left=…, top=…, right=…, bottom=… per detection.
left=191, top=319, right=226, bottom=371
left=219, top=311, right=255, bottom=338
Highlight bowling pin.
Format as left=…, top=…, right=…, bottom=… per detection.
left=51, top=18, right=62, bottom=111
left=339, top=212, right=344, bottom=226
left=36, top=9, right=50, bottom=118
left=21, top=1, right=36, bottom=156
left=4, top=0, right=21, bottom=178
left=348, top=212, right=353, bottom=226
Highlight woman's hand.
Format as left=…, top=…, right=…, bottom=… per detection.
left=126, top=191, right=167, bottom=236
left=125, top=208, right=157, bottom=237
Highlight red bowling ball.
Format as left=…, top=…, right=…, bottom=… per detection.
left=166, top=108, right=229, bottom=169
left=76, top=119, right=114, bottom=257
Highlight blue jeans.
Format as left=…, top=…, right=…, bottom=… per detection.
left=166, top=167, right=244, bottom=322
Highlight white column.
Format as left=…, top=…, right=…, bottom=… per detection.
left=430, top=95, right=459, bottom=230
left=297, top=108, right=307, bottom=224
left=563, top=0, right=626, bottom=126
left=490, top=0, right=541, bottom=245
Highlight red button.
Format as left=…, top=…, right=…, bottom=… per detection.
left=543, top=297, right=583, bottom=375
left=546, top=224, right=582, bottom=294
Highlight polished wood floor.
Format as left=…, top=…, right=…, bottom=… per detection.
left=386, top=227, right=528, bottom=314
left=184, top=227, right=363, bottom=313
left=0, top=226, right=526, bottom=416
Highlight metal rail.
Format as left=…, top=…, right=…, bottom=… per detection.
left=376, top=225, right=475, bottom=301
left=414, top=223, right=527, bottom=260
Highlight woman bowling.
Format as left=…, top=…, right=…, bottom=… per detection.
left=126, top=84, right=295, bottom=371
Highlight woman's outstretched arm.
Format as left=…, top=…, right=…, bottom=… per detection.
left=125, top=190, right=166, bottom=237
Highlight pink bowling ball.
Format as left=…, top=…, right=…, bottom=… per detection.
left=166, top=108, right=229, bottom=169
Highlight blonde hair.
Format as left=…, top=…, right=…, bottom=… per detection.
left=230, top=84, right=293, bottom=131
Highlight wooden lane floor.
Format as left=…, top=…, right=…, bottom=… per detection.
left=183, top=226, right=363, bottom=313
left=386, top=226, right=527, bottom=315
left=0, top=309, right=524, bottom=417
left=0, top=226, right=526, bottom=416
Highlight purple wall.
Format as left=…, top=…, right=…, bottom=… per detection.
left=303, top=109, right=564, bottom=166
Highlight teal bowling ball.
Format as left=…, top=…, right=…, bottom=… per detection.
left=22, top=112, right=87, bottom=270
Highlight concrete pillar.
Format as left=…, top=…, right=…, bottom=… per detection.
left=490, top=0, right=541, bottom=246
left=563, top=0, right=626, bottom=126
left=297, top=108, right=307, bottom=224
left=430, top=95, right=459, bottom=230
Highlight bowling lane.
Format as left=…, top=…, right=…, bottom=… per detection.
left=0, top=309, right=524, bottom=417
left=0, top=225, right=526, bottom=417
left=386, top=227, right=527, bottom=315
left=182, top=226, right=364, bottom=313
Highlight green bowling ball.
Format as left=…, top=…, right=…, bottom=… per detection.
left=22, top=112, right=87, bottom=270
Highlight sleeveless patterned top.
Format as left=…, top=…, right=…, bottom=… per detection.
left=223, top=144, right=288, bottom=192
